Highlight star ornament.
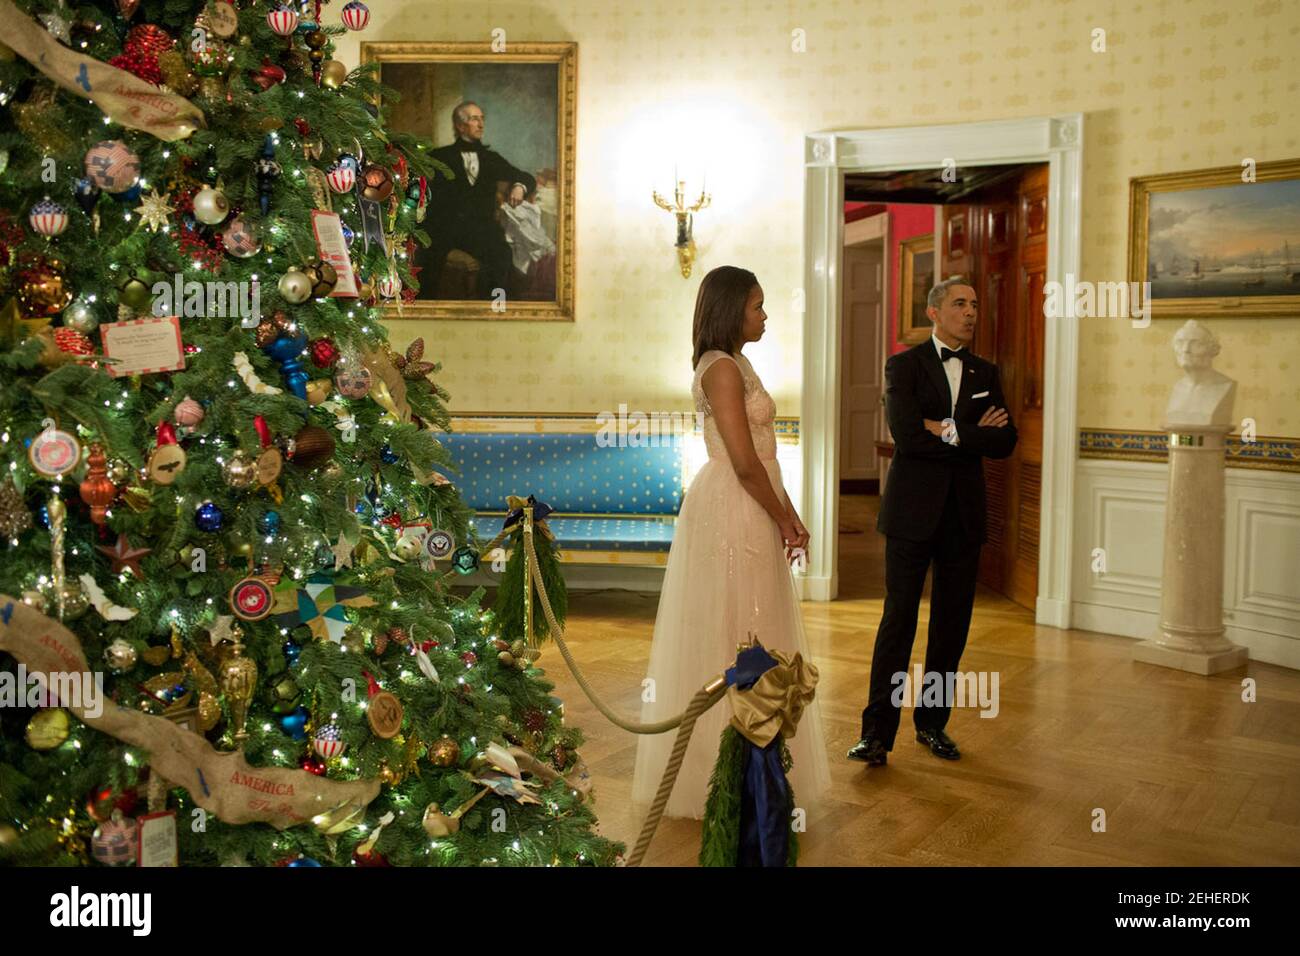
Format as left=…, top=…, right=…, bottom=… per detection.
left=271, top=572, right=375, bottom=643
left=391, top=338, right=436, bottom=381
left=96, top=532, right=152, bottom=577
left=332, top=532, right=355, bottom=571
left=134, top=189, right=175, bottom=233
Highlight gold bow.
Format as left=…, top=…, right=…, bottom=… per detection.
left=726, top=647, right=819, bottom=749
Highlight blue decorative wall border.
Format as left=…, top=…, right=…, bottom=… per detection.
left=1079, top=428, right=1300, bottom=472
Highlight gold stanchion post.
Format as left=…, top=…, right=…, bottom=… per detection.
left=523, top=502, right=534, bottom=648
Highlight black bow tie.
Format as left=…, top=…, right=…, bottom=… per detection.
left=939, top=347, right=965, bottom=363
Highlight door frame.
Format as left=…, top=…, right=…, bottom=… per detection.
left=798, top=114, right=1083, bottom=630
left=841, top=212, right=889, bottom=482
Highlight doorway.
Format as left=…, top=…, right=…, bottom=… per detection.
left=798, top=115, right=1083, bottom=630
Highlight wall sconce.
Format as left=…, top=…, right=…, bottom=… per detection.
left=652, top=174, right=711, bottom=278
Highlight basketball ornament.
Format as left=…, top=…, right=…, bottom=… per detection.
left=83, top=141, right=141, bottom=193
left=229, top=575, right=274, bottom=621
left=28, top=425, right=81, bottom=477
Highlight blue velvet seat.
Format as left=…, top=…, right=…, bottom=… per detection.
left=439, top=431, right=685, bottom=563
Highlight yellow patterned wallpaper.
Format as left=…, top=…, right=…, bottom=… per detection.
left=335, top=0, right=1300, bottom=436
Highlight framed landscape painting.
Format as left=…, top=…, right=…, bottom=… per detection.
left=1128, top=159, right=1300, bottom=318
left=361, top=41, right=577, bottom=321
left=899, top=232, right=935, bottom=345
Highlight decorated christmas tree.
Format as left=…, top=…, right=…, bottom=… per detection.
left=0, top=0, right=620, bottom=867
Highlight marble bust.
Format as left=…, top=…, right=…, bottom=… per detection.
left=1165, top=320, right=1236, bottom=429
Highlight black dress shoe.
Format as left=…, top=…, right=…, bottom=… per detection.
left=915, top=728, right=961, bottom=760
left=846, top=736, right=887, bottom=766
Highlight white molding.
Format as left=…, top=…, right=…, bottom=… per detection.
left=801, top=114, right=1084, bottom=627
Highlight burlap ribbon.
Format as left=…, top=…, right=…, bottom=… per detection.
left=0, top=596, right=378, bottom=831
left=726, top=648, right=818, bottom=748
left=0, top=0, right=204, bottom=141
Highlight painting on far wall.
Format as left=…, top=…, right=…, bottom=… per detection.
left=898, top=232, right=935, bottom=345
left=361, top=42, right=576, bottom=321
left=1128, top=159, right=1300, bottom=318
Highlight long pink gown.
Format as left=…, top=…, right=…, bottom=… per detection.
left=631, top=349, right=832, bottom=820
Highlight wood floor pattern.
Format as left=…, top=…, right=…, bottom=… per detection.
left=531, top=495, right=1300, bottom=866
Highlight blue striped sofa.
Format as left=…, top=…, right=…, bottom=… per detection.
left=438, top=423, right=685, bottom=566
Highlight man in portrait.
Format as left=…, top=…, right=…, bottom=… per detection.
left=416, top=101, right=537, bottom=300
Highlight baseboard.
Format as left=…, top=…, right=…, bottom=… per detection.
left=1034, top=596, right=1071, bottom=629
left=1071, top=602, right=1300, bottom=671
left=797, top=574, right=836, bottom=602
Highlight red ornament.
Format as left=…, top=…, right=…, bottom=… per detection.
left=300, top=755, right=326, bottom=776
left=125, top=23, right=175, bottom=57
left=294, top=117, right=312, bottom=136
left=352, top=846, right=389, bottom=867
left=250, top=58, right=287, bottom=92
left=309, top=337, right=339, bottom=368
left=522, top=708, right=546, bottom=733
left=54, top=327, right=95, bottom=356
left=78, top=444, right=117, bottom=526
left=460, top=651, right=477, bottom=666
left=109, top=51, right=164, bottom=87
left=380, top=512, right=403, bottom=530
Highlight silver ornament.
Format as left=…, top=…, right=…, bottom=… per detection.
left=192, top=185, right=230, bottom=225
left=62, top=296, right=99, bottom=333
left=278, top=269, right=312, bottom=305
left=104, top=638, right=138, bottom=672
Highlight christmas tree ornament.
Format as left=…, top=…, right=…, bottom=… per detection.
left=283, top=636, right=303, bottom=665
left=270, top=572, right=376, bottom=643
left=265, top=672, right=300, bottom=714
left=157, top=49, right=200, bottom=96
left=376, top=272, right=402, bottom=299
left=303, top=259, right=338, bottom=298
left=62, top=296, right=99, bottom=333
left=341, top=1, right=370, bottom=30
left=221, top=450, right=257, bottom=489
left=379, top=444, right=400, bottom=464
left=104, top=638, right=139, bottom=672
left=29, top=198, right=69, bottom=237
left=191, top=185, right=230, bottom=225
left=28, top=425, right=81, bottom=477
left=25, top=708, right=70, bottom=750
left=117, top=272, right=152, bottom=312
left=266, top=4, right=298, bottom=36
left=229, top=575, right=274, bottom=621
left=304, top=27, right=328, bottom=84
left=429, top=735, right=460, bottom=767
left=424, top=529, right=455, bottom=559
left=305, top=379, right=332, bottom=405
left=17, top=259, right=74, bottom=316
left=299, top=755, right=325, bottom=776
left=394, top=535, right=422, bottom=561
left=0, top=478, right=33, bottom=538
left=280, top=705, right=309, bottom=739
left=460, top=650, right=478, bottom=666
left=133, top=189, right=173, bottom=232
left=91, top=811, right=137, bottom=866
left=20, top=590, right=48, bottom=613
left=249, top=56, right=288, bottom=92
left=310, top=337, right=339, bottom=368
left=256, top=136, right=281, bottom=215
left=278, top=269, right=312, bottom=304
left=106, top=459, right=131, bottom=485
left=252, top=415, right=284, bottom=488
left=451, top=546, right=480, bottom=574
left=219, top=624, right=258, bottom=744
left=221, top=216, right=260, bottom=257
left=53, top=327, right=94, bottom=357
left=360, top=164, right=394, bottom=202
left=73, top=178, right=100, bottom=215
left=262, top=325, right=309, bottom=397
left=194, top=500, right=225, bottom=532
left=334, top=359, right=372, bottom=398
left=320, top=59, right=347, bottom=89
left=233, top=351, right=283, bottom=395
left=313, top=723, right=346, bottom=759
left=201, top=1, right=240, bottom=38
left=78, top=444, right=117, bottom=525
left=325, top=162, right=355, bottom=194
left=290, top=424, right=335, bottom=469
left=392, top=338, right=436, bottom=380
left=84, top=141, right=141, bottom=193
left=191, top=38, right=230, bottom=77
left=148, top=422, right=187, bottom=484
left=258, top=510, right=281, bottom=536
left=173, top=395, right=205, bottom=428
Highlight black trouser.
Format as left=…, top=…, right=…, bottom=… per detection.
left=422, top=222, right=516, bottom=300
left=860, top=486, right=981, bottom=749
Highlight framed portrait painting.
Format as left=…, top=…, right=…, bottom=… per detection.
left=1128, top=158, right=1300, bottom=318
left=361, top=41, right=576, bottom=321
left=898, top=232, right=935, bottom=345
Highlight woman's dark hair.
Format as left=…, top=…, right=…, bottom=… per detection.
left=691, top=265, right=758, bottom=368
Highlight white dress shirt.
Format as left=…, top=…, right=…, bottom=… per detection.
left=931, top=333, right=964, bottom=417
left=459, top=144, right=526, bottom=197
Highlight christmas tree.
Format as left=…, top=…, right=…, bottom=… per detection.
left=0, top=0, right=621, bottom=867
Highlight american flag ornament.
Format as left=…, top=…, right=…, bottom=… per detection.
left=313, top=723, right=346, bottom=759
left=29, top=198, right=69, bottom=237
left=341, top=1, right=370, bottom=31
left=266, top=5, right=299, bottom=35
left=326, top=163, right=356, bottom=194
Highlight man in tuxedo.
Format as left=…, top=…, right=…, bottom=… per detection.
left=847, top=277, right=1017, bottom=765
left=416, top=101, right=536, bottom=300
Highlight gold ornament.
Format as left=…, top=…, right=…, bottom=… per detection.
left=26, top=708, right=71, bottom=750
left=429, top=735, right=460, bottom=768
left=21, top=590, right=47, bottom=613
left=422, top=803, right=459, bottom=837
left=106, top=458, right=132, bottom=485
left=133, top=189, right=174, bottom=232
left=219, top=625, right=258, bottom=745
left=17, top=259, right=73, bottom=316
left=221, top=450, right=257, bottom=489
left=303, top=259, right=338, bottom=298
left=0, top=478, right=33, bottom=538
left=394, top=536, right=422, bottom=561
left=59, top=581, right=89, bottom=621
left=0, top=823, right=18, bottom=848
left=305, top=379, right=332, bottom=405
left=118, top=274, right=152, bottom=312
left=320, top=59, right=347, bottom=89
left=104, top=638, right=138, bottom=672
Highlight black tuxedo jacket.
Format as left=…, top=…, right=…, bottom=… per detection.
left=428, top=141, right=537, bottom=236
left=877, top=342, right=1018, bottom=544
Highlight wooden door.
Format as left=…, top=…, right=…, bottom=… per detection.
left=840, top=241, right=885, bottom=484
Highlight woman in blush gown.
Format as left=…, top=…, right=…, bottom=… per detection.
left=631, top=265, right=832, bottom=822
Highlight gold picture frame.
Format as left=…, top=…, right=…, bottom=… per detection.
left=360, top=41, right=577, bottom=321
left=1127, top=159, right=1300, bottom=318
left=898, top=232, right=935, bottom=345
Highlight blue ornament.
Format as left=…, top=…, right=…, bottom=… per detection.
left=194, top=501, right=224, bottom=532
left=36, top=504, right=50, bottom=530
left=337, top=154, right=359, bottom=175
left=286, top=856, right=321, bottom=867
left=111, top=183, right=143, bottom=203
left=380, top=444, right=400, bottom=464
left=341, top=223, right=355, bottom=246
left=282, top=638, right=303, bottom=666
left=73, top=178, right=100, bottom=215
left=263, top=330, right=309, bottom=400
left=259, top=510, right=281, bottom=536
left=279, top=705, right=309, bottom=739
left=353, top=499, right=373, bottom=520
